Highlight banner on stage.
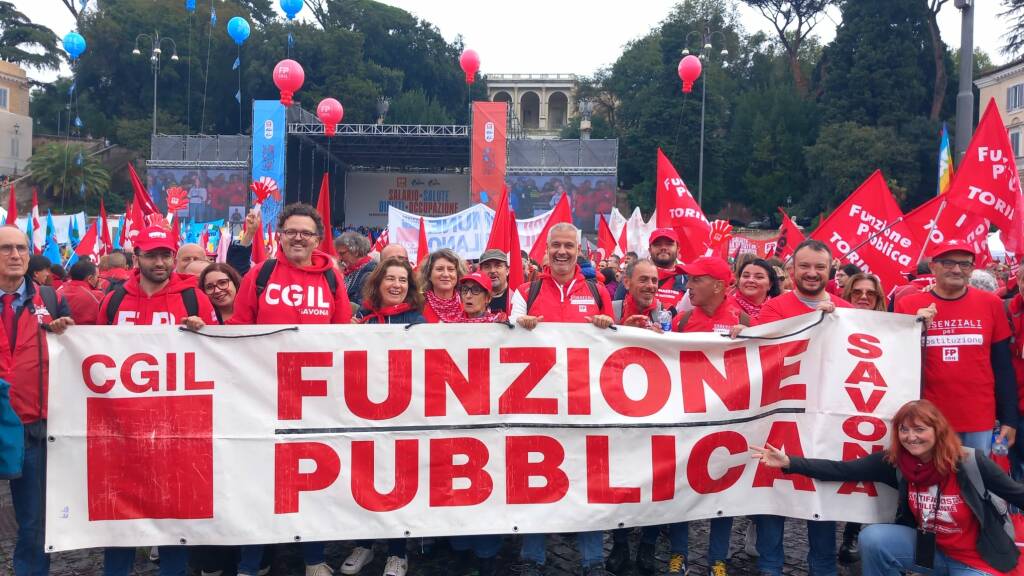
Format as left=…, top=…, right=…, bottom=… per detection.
left=345, top=172, right=471, bottom=229
left=387, top=204, right=551, bottom=260
left=470, top=102, right=508, bottom=209
left=46, top=310, right=918, bottom=551
left=251, top=100, right=287, bottom=228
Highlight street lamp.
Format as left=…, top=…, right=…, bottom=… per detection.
left=132, top=31, right=179, bottom=135
left=682, top=27, right=728, bottom=208
left=578, top=98, right=594, bottom=140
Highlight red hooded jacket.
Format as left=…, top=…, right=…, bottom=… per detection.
left=229, top=251, right=352, bottom=325
left=97, top=271, right=217, bottom=326
left=57, top=279, right=104, bottom=325
left=510, top=267, right=613, bottom=322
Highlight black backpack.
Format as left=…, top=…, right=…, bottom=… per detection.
left=525, top=278, right=605, bottom=314
left=253, top=259, right=338, bottom=297
left=105, top=283, right=199, bottom=325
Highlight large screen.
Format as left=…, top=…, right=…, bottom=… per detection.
left=505, top=174, right=617, bottom=232
left=344, top=172, right=471, bottom=228
left=146, top=168, right=250, bottom=224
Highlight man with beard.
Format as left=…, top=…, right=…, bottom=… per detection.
left=896, top=239, right=1017, bottom=454
left=732, top=239, right=849, bottom=576
left=478, top=248, right=510, bottom=314
left=509, top=222, right=614, bottom=576
left=614, top=229, right=687, bottom=314
left=97, top=225, right=216, bottom=575
left=612, top=258, right=663, bottom=329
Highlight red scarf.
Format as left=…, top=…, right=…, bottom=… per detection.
left=359, top=302, right=414, bottom=324
left=424, top=290, right=463, bottom=323
left=621, top=293, right=656, bottom=321
left=658, top=264, right=686, bottom=284
left=347, top=255, right=373, bottom=275
left=897, top=451, right=945, bottom=486
left=734, top=292, right=764, bottom=319
left=458, top=310, right=507, bottom=324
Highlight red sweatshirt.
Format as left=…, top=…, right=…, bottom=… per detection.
left=97, top=271, right=218, bottom=326
left=229, top=251, right=352, bottom=325
left=57, top=279, right=104, bottom=325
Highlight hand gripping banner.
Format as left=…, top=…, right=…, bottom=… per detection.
left=45, top=310, right=919, bottom=551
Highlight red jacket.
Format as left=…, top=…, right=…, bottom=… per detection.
left=229, top=251, right=352, bottom=325
left=4, top=281, right=65, bottom=423
left=97, top=271, right=217, bottom=326
left=511, top=267, right=613, bottom=322
left=57, top=279, right=104, bottom=325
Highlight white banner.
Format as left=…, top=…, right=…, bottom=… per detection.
left=46, top=310, right=919, bottom=551
left=387, top=204, right=552, bottom=260
left=345, top=172, right=471, bottom=228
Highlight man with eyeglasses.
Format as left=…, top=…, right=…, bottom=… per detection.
left=228, top=203, right=349, bottom=576
left=0, top=225, right=72, bottom=576
left=896, top=239, right=1018, bottom=455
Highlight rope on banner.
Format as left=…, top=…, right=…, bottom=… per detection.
left=178, top=326, right=299, bottom=339
left=730, top=311, right=825, bottom=341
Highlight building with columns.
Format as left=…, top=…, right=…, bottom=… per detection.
left=486, top=74, right=578, bottom=138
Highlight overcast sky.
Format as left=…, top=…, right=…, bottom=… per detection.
left=13, top=0, right=1015, bottom=83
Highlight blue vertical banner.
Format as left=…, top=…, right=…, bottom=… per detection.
left=251, top=100, right=287, bottom=228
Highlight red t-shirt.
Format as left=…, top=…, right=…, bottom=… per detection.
left=676, top=297, right=743, bottom=334
left=754, top=291, right=853, bottom=325
left=895, top=288, right=1011, bottom=432
left=906, top=474, right=988, bottom=573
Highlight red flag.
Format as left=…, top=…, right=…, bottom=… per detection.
left=123, top=199, right=146, bottom=250
left=617, top=224, right=628, bottom=256
left=597, top=214, right=617, bottom=260
left=904, top=194, right=992, bottom=268
left=127, top=163, right=160, bottom=216
left=528, top=192, right=572, bottom=263
left=99, top=199, right=113, bottom=256
left=775, top=208, right=805, bottom=260
left=508, top=210, right=525, bottom=292
left=314, top=173, right=338, bottom=258
left=169, top=217, right=180, bottom=250
left=486, top=187, right=514, bottom=252
left=946, top=98, right=1024, bottom=252
left=416, top=217, right=429, bottom=266
left=250, top=221, right=268, bottom=265
left=655, top=148, right=711, bottom=263
left=5, top=183, right=15, bottom=225
left=29, top=188, right=42, bottom=254
left=811, top=170, right=920, bottom=290
left=75, top=220, right=99, bottom=259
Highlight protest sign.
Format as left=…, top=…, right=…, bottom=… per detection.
left=46, top=310, right=918, bottom=551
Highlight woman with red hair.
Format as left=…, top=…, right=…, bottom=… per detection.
left=752, top=400, right=1024, bottom=575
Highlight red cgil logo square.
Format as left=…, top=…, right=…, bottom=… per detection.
left=87, top=395, right=213, bottom=521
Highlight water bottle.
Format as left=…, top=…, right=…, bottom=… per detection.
left=658, top=309, right=672, bottom=332
left=993, top=430, right=1010, bottom=457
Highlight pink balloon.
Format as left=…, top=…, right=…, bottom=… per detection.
left=316, top=98, right=344, bottom=137
left=678, top=55, right=702, bottom=94
left=272, top=59, right=305, bottom=107
left=459, top=49, right=480, bottom=85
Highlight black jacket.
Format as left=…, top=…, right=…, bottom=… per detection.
left=355, top=307, right=426, bottom=325
left=786, top=449, right=1024, bottom=572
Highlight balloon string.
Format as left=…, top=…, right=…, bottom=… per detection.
left=186, top=11, right=193, bottom=134
left=60, top=61, right=75, bottom=211
left=673, top=90, right=689, bottom=155
left=200, top=0, right=214, bottom=133
left=237, top=44, right=242, bottom=134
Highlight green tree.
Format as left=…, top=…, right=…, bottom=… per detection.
left=387, top=90, right=454, bottom=124
left=0, top=1, right=60, bottom=71
left=27, top=143, right=112, bottom=205
left=740, top=0, right=835, bottom=94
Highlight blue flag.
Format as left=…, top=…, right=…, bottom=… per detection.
left=68, top=81, right=76, bottom=96
left=210, top=7, right=217, bottom=25
left=43, top=237, right=62, bottom=267
left=232, top=56, right=240, bottom=70
left=69, top=216, right=80, bottom=248
left=235, top=90, right=241, bottom=103
left=112, top=214, right=123, bottom=250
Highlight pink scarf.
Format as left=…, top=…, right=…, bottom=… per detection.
left=424, top=290, right=463, bottom=323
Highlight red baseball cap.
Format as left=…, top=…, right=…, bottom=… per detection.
left=682, top=256, right=733, bottom=283
left=458, top=271, right=492, bottom=294
left=649, top=228, right=679, bottom=245
left=926, top=239, right=977, bottom=259
left=134, top=225, right=177, bottom=253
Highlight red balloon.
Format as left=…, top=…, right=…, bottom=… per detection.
left=678, top=55, right=702, bottom=93
left=272, top=59, right=305, bottom=107
left=316, top=98, right=344, bottom=137
left=459, top=49, right=480, bottom=85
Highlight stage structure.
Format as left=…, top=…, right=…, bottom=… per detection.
left=147, top=134, right=251, bottom=226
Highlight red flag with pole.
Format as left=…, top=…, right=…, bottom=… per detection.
left=416, top=217, right=429, bottom=267
left=775, top=208, right=805, bottom=260
left=127, top=163, right=160, bottom=217
left=250, top=221, right=268, bottom=265
left=75, top=220, right=99, bottom=259
left=314, top=173, right=338, bottom=258
left=486, top=186, right=514, bottom=252
left=597, top=214, right=617, bottom=260
left=99, top=199, right=113, bottom=255
left=508, top=210, right=525, bottom=292
left=655, top=148, right=711, bottom=263
left=528, top=192, right=572, bottom=263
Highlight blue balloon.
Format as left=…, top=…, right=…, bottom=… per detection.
left=226, top=17, right=250, bottom=46
left=280, top=0, right=302, bottom=19
left=63, top=31, right=86, bottom=60
left=185, top=0, right=196, bottom=12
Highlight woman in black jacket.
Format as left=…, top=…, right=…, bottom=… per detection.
left=752, top=399, right=1024, bottom=576
left=353, top=257, right=426, bottom=326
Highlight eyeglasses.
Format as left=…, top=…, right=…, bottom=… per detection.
left=0, top=244, right=28, bottom=256
left=459, top=285, right=487, bottom=296
left=850, top=289, right=878, bottom=298
left=933, top=258, right=974, bottom=271
left=203, top=278, right=233, bottom=293
left=281, top=229, right=318, bottom=240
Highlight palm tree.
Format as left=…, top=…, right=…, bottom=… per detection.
left=0, top=1, right=61, bottom=71
left=27, top=143, right=111, bottom=203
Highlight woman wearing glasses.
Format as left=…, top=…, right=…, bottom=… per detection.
left=198, top=263, right=242, bottom=324
left=454, top=271, right=507, bottom=323
left=843, top=273, right=887, bottom=312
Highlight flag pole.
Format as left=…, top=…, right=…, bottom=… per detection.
left=912, top=197, right=948, bottom=265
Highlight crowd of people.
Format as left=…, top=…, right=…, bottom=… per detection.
left=4, top=200, right=1024, bottom=576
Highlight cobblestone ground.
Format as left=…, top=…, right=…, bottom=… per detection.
left=1, top=484, right=862, bottom=576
